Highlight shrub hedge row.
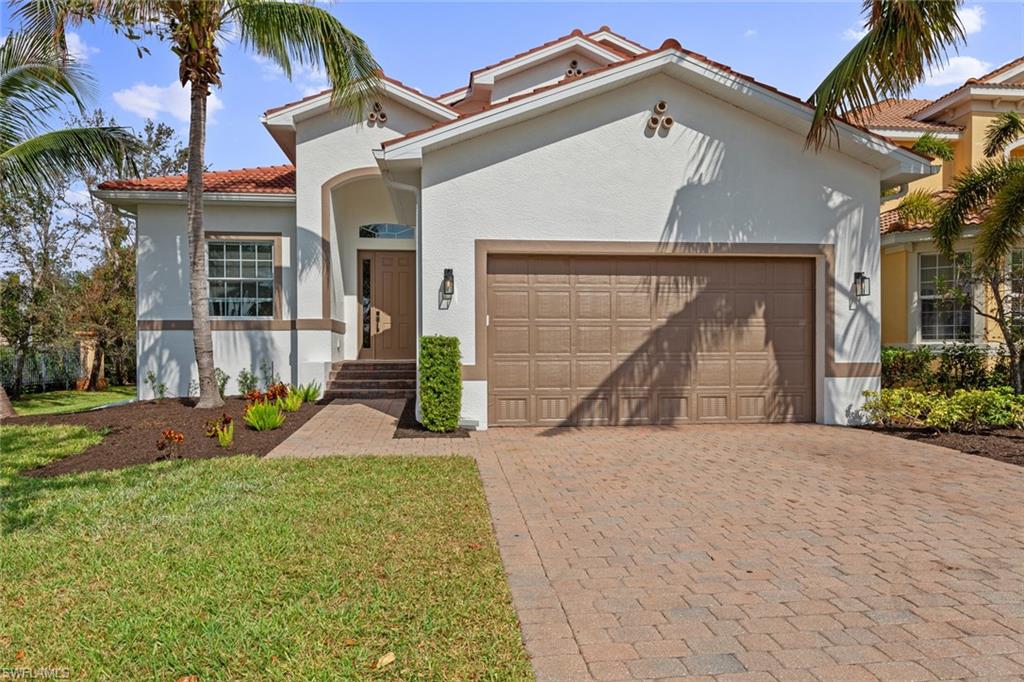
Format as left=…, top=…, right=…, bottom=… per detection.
left=862, top=386, right=1024, bottom=432
left=419, top=335, right=462, bottom=432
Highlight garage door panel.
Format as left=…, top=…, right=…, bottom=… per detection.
left=576, top=325, right=613, bottom=354
left=491, top=290, right=529, bottom=319
left=576, top=290, right=612, bottom=319
left=488, top=255, right=814, bottom=426
left=534, top=325, right=571, bottom=354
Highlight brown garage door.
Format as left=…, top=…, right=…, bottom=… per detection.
left=487, top=255, right=814, bottom=426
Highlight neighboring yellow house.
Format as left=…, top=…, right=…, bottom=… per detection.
left=855, top=56, right=1024, bottom=348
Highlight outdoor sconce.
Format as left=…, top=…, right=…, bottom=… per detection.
left=854, top=272, right=870, bottom=297
left=442, top=268, right=455, bottom=301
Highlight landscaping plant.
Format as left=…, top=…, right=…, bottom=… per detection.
left=243, top=401, right=285, bottom=431
left=155, top=428, right=184, bottom=456
left=863, top=386, right=1024, bottom=432
left=237, top=368, right=258, bottom=395
left=214, top=368, right=230, bottom=399
left=145, top=370, right=167, bottom=400
left=881, top=346, right=933, bottom=389
left=277, top=391, right=303, bottom=413
left=204, top=413, right=234, bottom=448
left=294, top=381, right=322, bottom=403
left=419, top=336, right=462, bottom=432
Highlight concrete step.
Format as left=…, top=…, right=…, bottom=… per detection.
left=328, top=378, right=416, bottom=390
left=332, top=361, right=416, bottom=372
left=328, top=369, right=416, bottom=381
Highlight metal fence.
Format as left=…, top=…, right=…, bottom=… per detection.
left=0, top=345, right=80, bottom=393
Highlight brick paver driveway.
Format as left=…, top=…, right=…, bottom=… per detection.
left=270, top=402, right=1024, bottom=681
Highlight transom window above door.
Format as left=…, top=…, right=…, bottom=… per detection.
left=919, top=252, right=972, bottom=342
left=359, top=223, right=414, bottom=239
left=207, top=240, right=274, bottom=317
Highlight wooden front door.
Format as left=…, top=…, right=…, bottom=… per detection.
left=359, top=251, right=416, bottom=359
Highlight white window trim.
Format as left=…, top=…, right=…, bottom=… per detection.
left=207, top=238, right=276, bottom=320
left=908, top=249, right=985, bottom=346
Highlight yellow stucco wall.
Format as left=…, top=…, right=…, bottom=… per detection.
left=880, top=141, right=951, bottom=212
left=881, top=249, right=908, bottom=345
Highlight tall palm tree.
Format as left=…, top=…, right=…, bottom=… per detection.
left=984, top=112, right=1024, bottom=159
left=0, top=29, right=140, bottom=419
left=19, top=0, right=381, bottom=408
left=806, top=0, right=965, bottom=150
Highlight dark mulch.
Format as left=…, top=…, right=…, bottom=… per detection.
left=5, top=397, right=326, bottom=477
left=393, top=399, right=469, bottom=439
left=865, top=426, right=1024, bottom=468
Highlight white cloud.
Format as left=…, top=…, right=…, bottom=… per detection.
left=959, top=5, right=985, bottom=35
left=65, top=31, right=98, bottom=61
left=743, top=29, right=757, bottom=38
left=842, top=25, right=868, bottom=42
left=251, top=54, right=328, bottom=96
left=925, top=55, right=993, bottom=86
left=113, top=80, right=224, bottom=123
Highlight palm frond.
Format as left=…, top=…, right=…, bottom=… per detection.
left=806, top=0, right=964, bottom=150
left=0, top=126, right=142, bottom=193
left=0, top=30, right=95, bottom=117
left=984, top=112, right=1024, bottom=158
left=932, top=159, right=1023, bottom=257
left=897, top=189, right=937, bottom=225
left=911, top=132, right=955, bottom=161
left=230, top=0, right=380, bottom=114
left=976, top=168, right=1024, bottom=266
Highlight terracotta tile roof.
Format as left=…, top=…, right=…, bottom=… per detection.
left=382, top=38, right=932, bottom=162
left=880, top=190, right=987, bottom=235
left=911, top=56, right=1024, bottom=117
left=586, top=26, right=649, bottom=57
left=97, top=164, right=296, bottom=194
left=851, top=98, right=961, bottom=132
left=263, top=74, right=456, bottom=117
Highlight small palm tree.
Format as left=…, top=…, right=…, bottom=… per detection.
left=984, top=112, right=1024, bottom=159
left=911, top=132, right=955, bottom=162
left=19, top=0, right=381, bottom=408
left=932, top=118, right=1024, bottom=391
left=0, top=29, right=140, bottom=419
left=806, top=0, right=965, bottom=149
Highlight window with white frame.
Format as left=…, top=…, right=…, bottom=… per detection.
left=919, top=252, right=972, bottom=341
left=208, top=241, right=274, bottom=317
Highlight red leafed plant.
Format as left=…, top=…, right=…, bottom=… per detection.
left=156, top=428, right=185, bottom=456
left=265, top=383, right=289, bottom=400
left=204, top=413, right=233, bottom=437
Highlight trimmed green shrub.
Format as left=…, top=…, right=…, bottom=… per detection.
left=935, top=343, right=988, bottom=391
left=243, top=401, right=285, bottom=431
left=862, top=386, right=1024, bottom=432
left=881, top=346, right=933, bottom=389
left=419, top=335, right=462, bottom=432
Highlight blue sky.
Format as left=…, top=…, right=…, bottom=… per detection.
left=7, top=2, right=1022, bottom=172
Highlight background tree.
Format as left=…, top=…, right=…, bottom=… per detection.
left=806, top=0, right=965, bottom=149
left=0, top=27, right=139, bottom=417
left=19, top=0, right=382, bottom=409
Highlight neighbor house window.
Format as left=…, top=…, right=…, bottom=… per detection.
left=359, top=223, right=414, bottom=239
left=1012, top=250, right=1024, bottom=319
left=208, top=241, right=274, bottom=317
left=919, top=252, right=972, bottom=341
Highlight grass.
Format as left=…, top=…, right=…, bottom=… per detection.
left=10, top=385, right=136, bottom=416
left=0, top=425, right=530, bottom=680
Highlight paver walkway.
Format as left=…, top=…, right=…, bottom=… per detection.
left=269, top=401, right=1024, bottom=681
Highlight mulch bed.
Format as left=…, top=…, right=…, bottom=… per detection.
left=393, top=399, right=469, bottom=439
left=865, top=426, right=1024, bottom=468
left=5, top=397, right=326, bottom=477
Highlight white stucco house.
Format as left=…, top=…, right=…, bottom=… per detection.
left=96, top=27, right=935, bottom=428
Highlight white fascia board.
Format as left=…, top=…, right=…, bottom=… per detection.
left=380, top=50, right=935, bottom=182
left=881, top=226, right=978, bottom=247
left=437, top=87, right=468, bottom=105
left=868, top=127, right=961, bottom=141
left=261, top=80, right=457, bottom=128
left=988, top=62, right=1024, bottom=84
left=588, top=31, right=647, bottom=55
left=913, top=85, right=1024, bottom=120
left=473, top=36, right=623, bottom=86
left=92, top=189, right=296, bottom=206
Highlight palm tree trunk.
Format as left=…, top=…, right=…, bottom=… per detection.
left=185, top=80, right=223, bottom=409
left=0, top=384, right=15, bottom=419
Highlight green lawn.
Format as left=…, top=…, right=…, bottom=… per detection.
left=10, top=385, right=136, bottom=416
left=1, top=425, right=530, bottom=680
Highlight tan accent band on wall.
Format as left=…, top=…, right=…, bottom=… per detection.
left=138, top=319, right=344, bottom=333
left=461, top=239, right=876, bottom=381
left=320, top=167, right=383, bottom=321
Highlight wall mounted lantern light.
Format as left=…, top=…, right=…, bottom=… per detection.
left=442, top=268, right=455, bottom=301
left=854, top=272, right=870, bottom=297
